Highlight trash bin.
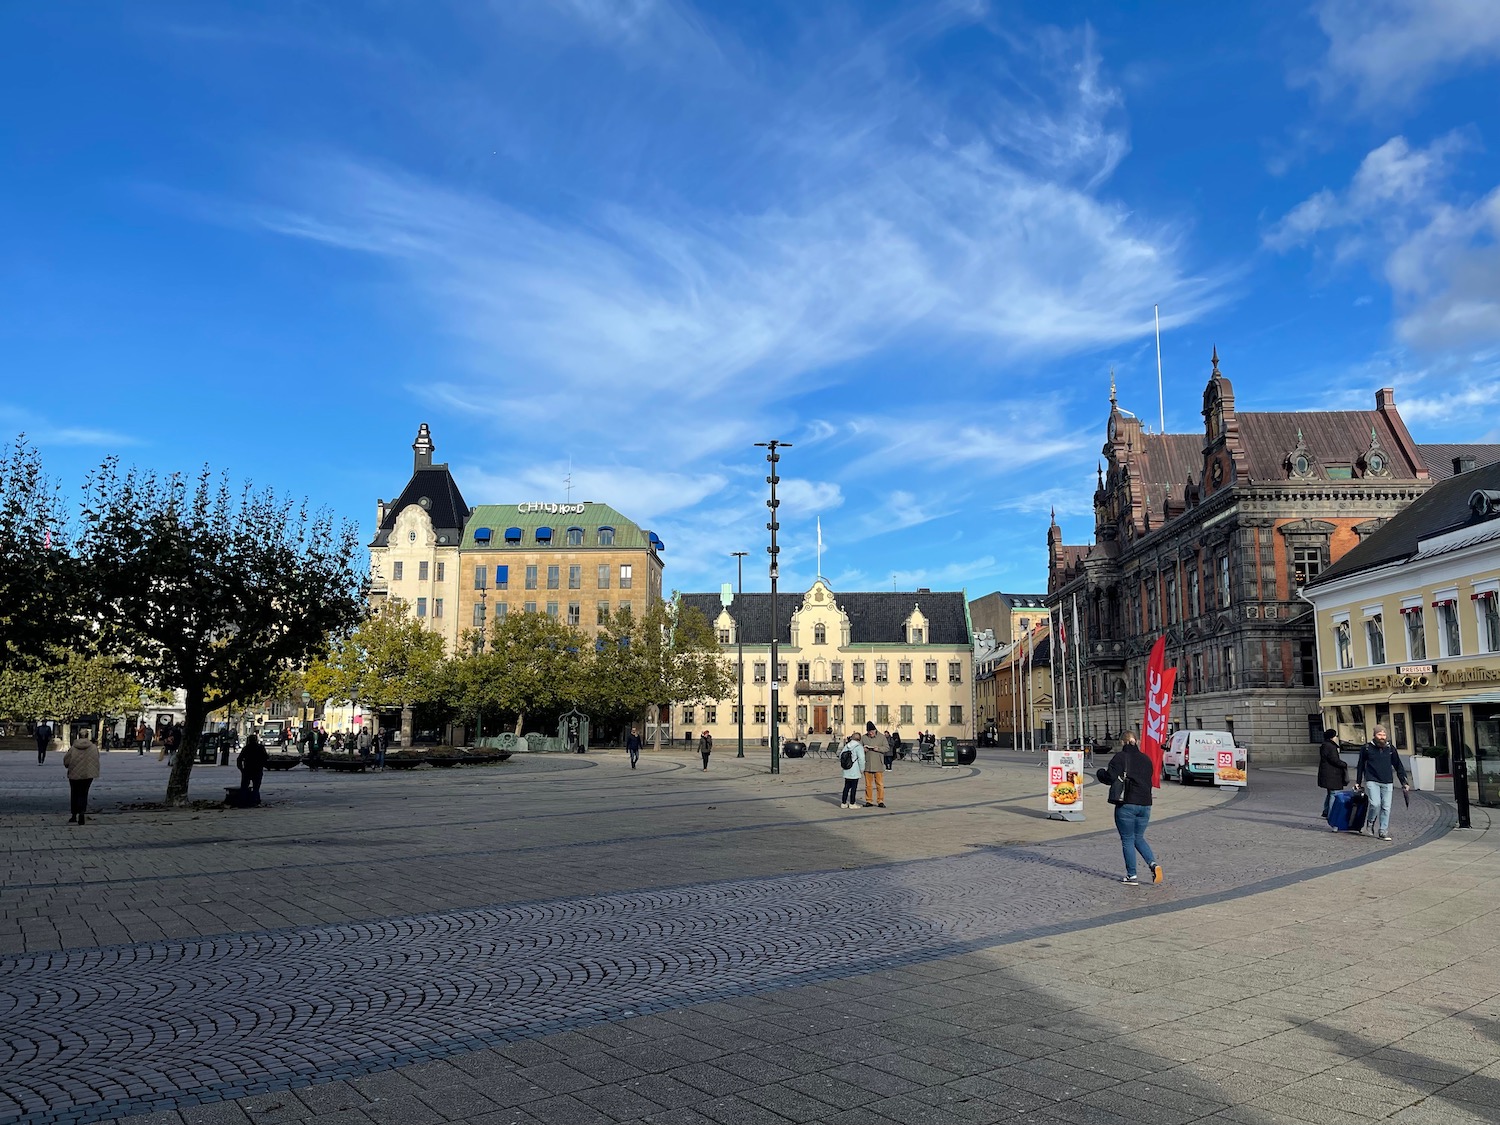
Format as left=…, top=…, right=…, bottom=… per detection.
left=940, top=737, right=959, bottom=766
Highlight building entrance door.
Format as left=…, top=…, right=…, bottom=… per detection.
left=813, top=705, right=828, bottom=734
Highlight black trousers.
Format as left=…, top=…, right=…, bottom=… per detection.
left=69, top=778, right=93, bottom=816
left=240, top=771, right=263, bottom=800
left=701, top=751, right=710, bottom=769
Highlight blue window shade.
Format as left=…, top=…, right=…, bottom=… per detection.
left=504, top=526, right=522, bottom=543
left=496, top=565, right=509, bottom=585
left=648, top=532, right=665, bottom=551
left=536, top=526, right=553, bottom=541
left=473, top=528, right=492, bottom=542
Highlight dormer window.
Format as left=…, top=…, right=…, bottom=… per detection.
left=535, top=526, right=553, bottom=543
left=813, top=623, right=826, bottom=645
left=597, top=527, right=615, bottom=546
left=565, top=527, right=584, bottom=547
left=910, top=627, right=924, bottom=644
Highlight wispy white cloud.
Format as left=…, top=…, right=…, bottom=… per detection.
left=778, top=479, right=844, bottom=517
left=1307, top=0, right=1500, bottom=108
left=1265, top=133, right=1500, bottom=350
left=0, top=406, right=143, bottom=449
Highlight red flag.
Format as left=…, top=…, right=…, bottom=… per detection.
left=1140, top=637, right=1176, bottom=788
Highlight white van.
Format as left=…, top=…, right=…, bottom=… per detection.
left=1163, top=729, right=1236, bottom=785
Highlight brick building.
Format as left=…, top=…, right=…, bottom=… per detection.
left=1045, top=351, right=1489, bottom=763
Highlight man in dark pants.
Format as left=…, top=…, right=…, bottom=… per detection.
left=35, top=721, right=52, bottom=764
left=237, top=733, right=268, bottom=805
left=626, top=727, right=642, bottom=769
left=1317, top=728, right=1348, bottom=818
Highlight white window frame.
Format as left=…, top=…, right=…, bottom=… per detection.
left=1332, top=613, right=1352, bottom=670
left=1361, top=606, right=1386, bottom=667
left=1401, top=598, right=1426, bottom=661
left=1475, top=582, right=1500, bottom=654
left=1434, top=588, right=1461, bottom=658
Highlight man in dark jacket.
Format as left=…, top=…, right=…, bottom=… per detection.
left=1317, top=729, right=1348, bottom=817
left=238, top=733, right=269, bottom=805
left=34, top=721, right=51, bottom=764
left=626, top=727, right=642, bottom=769
left=1098, top=733, right=1162, bottom=886
left=1356, top=725, right=1409, bottom=841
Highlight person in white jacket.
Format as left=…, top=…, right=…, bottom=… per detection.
left=839, top=733, right=865, bottom=809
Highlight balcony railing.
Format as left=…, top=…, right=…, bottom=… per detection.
left=794, top=680, right=845, bottom=696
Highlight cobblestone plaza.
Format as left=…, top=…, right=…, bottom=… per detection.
left=1, top=750, right=1496, bottom=1125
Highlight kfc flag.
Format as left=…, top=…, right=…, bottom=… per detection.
left=1140, top=636, right=1176, bottom=788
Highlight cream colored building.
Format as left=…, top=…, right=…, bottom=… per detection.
left=1303, top=463, right=1500, bottom=806
left=370, top=425, right=665, bottom=654
left=677, top=580, right=974, bottom=749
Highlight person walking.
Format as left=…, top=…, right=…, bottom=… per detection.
left=626, top=726, right=642, bottom=769
left=143, top=723, right=154, bottom=757
left=1098, top=733, right=1163, bottom=885
left=1317, top=728, right=1348, bottom=818
left=375, top=728, right=387, bottom=770
left=1356, top=725, right=1409, bottom=841
left=839, top=731, right=865, bottom=810
left=237, top=732, right=268, bottom=805
left=63, top=731, right=100, bottom=825
left=34, top=721, right=51, bottom=765
left=161, top=724, right=181, bottom=765
left=699, top=730, right=713, bottom=770
left=357, top=725, right=372, bottom=767
left=864, top=726, right=888, bottom=808
left=135, top=721, right=147, bottom=755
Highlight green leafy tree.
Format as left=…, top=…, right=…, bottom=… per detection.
left=445, top=610, right=587, bottom=736
left=0, top=436, right=75, bottom=674
left=306, top=600, right=446, bottom=744
left=0, top=648, right=160, bottom=740
left=79, top=461, right=365, bottom=805
left=586, top=601, right=731, bottom=747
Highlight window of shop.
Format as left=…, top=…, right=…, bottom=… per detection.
left=1392, top=711, right=1408, bottom=750
left=1432, top=595, right=1461, bottom=657
left=1365, top=612, right=1386, bottom=665
left=1410, top=703, right=1448, bottom=756
left=1403, top=604, right=1426, bottom=660
left=1481, top=591, right=1500, bottom=653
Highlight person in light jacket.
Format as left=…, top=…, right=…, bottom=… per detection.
left=63, top=733, right=101, bottom=825
left=1317, top=728, right=1348, bottom=818
left=839, top=733, right=865, bottom=810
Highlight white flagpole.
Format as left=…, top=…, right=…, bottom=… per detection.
left=1155, top=303, right=1166, bottom=434
left=816, top=518, right=822, bottom=579
left=1072, top=594, right=1086, bottom=747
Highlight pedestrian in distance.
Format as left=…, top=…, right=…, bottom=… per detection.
left=699, top=730, right=712, bottom=770
left=34, top=720, right=51, bottom=765
left=863, top=723, right=888, bottom=807
left=1098, top=733, right=1163, bottom=886
left=839, top=732, right=865, bottom=809
left=161, top=724, right=181, bottom=765
left=357, top=725, right=372, bottom=767
left=237, top=733, right=268, bottom=805
left=626, top=726, right=642, bottom=769
left=142, top=723, right=154, bottom=757
left=1317, top=728, right=1348, bottom=818
left=64, top=731, right=100, bottom=825
left=1356, top=725, right=1409, bottom=841
left=375, top=728, right=388, bottom=770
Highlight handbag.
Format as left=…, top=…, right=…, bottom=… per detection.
left=1107, top=769, right=1129, bottom=806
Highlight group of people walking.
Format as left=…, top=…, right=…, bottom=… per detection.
left=838, top=721, right=890, bottom=808
left=1319, top=725, right=1410, bottom=839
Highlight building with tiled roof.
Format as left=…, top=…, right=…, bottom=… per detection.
left=1043, top=350, right=1494, bottom=763
left=369, top=425, right=664, bottom=654
left=675, top=579, right=974, bottom=749
left=1301, top=461, right=1500, bottom=799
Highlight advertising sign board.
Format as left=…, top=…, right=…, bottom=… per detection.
left=1047, top=748, right=1086, bottom=821
left=1215, top=746, right=1248, bottom=788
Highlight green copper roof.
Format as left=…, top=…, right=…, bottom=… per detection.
left=462, top=503, right=654, bottom=550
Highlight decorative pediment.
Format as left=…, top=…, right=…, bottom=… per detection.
left=1277, top=519, right=1337, bottom=540
left=1359, top=426, right=1393, bottom=477
left=1285, top=428, right=1315, bottom=479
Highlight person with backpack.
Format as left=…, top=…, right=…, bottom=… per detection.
left=1096, top=733, right=1163, bottom=886
left=839, top=732, right=865, bottom=809
left=1356, top=725, right=1409, bottom=841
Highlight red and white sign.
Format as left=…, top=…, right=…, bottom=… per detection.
left=1215, top=746, right=1248, bottom=787
left=1140, top=636, right=1177, bottom=788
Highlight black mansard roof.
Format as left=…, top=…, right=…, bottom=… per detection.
left=678, top=589, right=972, bottom=646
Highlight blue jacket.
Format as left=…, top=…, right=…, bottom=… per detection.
left=1357, top=740, right=1408, bottom=786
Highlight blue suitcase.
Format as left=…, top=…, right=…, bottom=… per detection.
left=1327, top=789, right=1368, bottom=833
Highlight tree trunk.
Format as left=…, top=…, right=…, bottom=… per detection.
left=400, top=704, right=414, bottom=748
left=167, top=690, right=207, bottom=806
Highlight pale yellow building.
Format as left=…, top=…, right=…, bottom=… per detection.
left=676, top=580, right=974, bottom=749
left=1303, top=463, right=1500, bottom=806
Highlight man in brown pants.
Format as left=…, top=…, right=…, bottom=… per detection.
left=861, top=721, right=887, bottom=808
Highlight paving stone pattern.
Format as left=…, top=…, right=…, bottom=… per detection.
left=0, top=764, right=1453, bottom=1125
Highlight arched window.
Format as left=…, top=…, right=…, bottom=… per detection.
left=535, top=526, right=553, bottom=544
left=565, top=527, right=584, bottom=547
left=814, top=623, right=826, bottom=645
left=597, top=526, right=615, bottom=546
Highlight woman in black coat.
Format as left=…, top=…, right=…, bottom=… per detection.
left=1096, top=734, right=1162, bottom=886
left=1317, top=728, right=1348, bottom=817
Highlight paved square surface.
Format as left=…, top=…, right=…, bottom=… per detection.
left=1, top=746, right=1494, bottom=1124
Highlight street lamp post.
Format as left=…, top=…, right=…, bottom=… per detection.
left=732, top=551, right=747, bottom=758
left=755, top=440, right=791, bottom=775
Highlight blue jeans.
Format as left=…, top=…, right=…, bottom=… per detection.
left=1114, top=803, right=1157, bottom=878
left=1365, top=782, right=1393, bottom=835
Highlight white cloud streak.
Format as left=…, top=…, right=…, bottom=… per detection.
left=1310, top=0, right=1500, bottom=107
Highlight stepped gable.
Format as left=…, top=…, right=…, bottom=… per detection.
left=1311, top=459, right=1500, bottom=586
left=678, top=589, right=970, bottom=646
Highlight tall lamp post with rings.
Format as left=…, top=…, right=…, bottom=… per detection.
left=731, top=551, right=747, bottom=758
left=755, top=440, right=790, bottom=775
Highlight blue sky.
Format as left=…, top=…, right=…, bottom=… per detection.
left=5, top=1, right=1500, bottom=599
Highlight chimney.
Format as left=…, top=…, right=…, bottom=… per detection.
left=1375, top=387, right=1395, bottom=410
left=412, top=423, right=434, bottom=471
left=1456, top=455, right=1477, bottom=475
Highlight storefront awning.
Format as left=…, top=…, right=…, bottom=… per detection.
left=1446, top=691, right=1500, bottom=706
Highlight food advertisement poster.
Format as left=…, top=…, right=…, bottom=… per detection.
left=1047, top=749, right=1086, bottom=813
left=1215, top=747, right=1248, bottom=787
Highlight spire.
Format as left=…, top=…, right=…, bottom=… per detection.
left=1109, top=367, right=1117, bottom=405
left=412, top=423, right=434, bottom=471
left=1210, top=346, right=1220, bottom=377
